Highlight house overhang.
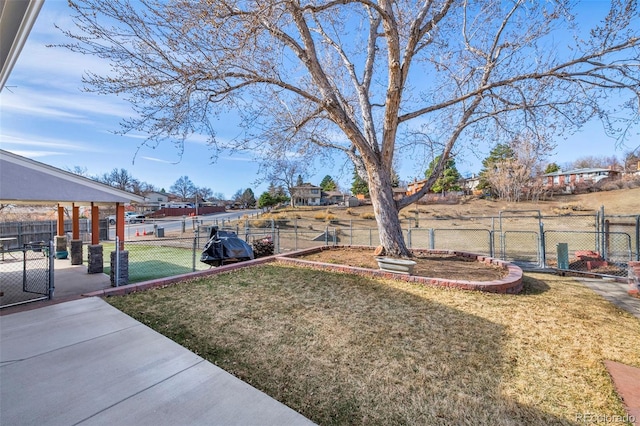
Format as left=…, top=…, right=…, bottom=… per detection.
left=0, top=0, right=45, bottom=90
left=0, top=150, right=146, bottom=206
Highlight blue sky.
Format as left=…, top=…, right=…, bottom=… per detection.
left=1, top=0, right=637, bottom=199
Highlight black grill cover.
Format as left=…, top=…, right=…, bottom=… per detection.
left=200, top=227, right=254, bottom=266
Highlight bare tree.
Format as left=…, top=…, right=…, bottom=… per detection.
left=260, top=158, right=307, bottom=207
left=94, top=168, right=141, bottom=193
left=60, top=0, right=640, bottom=256
left=571, top=155, right=621, bottom=170
left=485, top=137, right=549, bottom=202
left=170, top=176, right=196, bottom=201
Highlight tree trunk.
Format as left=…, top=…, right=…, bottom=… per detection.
left=368, top=167, right=411, bottom=258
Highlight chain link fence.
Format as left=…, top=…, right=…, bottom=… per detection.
left=3, top=211, right=637, bottom=286
left=0, top=242, right=53, bottom=308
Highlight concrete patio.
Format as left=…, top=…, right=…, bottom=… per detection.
left=0, top=296, right=314, bottom=425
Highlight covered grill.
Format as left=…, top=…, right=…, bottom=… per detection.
left=200, top=226, right=254, bottom=266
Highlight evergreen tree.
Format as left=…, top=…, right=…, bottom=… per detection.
left=258, top=192, right=276, bottom=209
left=319, top=175, right=337, bottom=191
left=351, top=170, right=369, bottom=197
left=241, top=188, right=256, bottom=208
left=425, top=156, right=461, bottom=194
left=478, top=144, right=516, bottom=192
left=544, top=162, right=560, bottom=174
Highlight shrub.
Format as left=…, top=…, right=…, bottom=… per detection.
left=598, top=181, right=621, bottom=192
left=361, top=213, right=376, bottom=220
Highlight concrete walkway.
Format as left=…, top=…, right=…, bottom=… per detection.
left=0, top=297, right=314, bottom=425
left=575, top=276, right=640, bottom=320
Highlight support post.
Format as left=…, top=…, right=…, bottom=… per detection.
left=91, top=203, right=100, bottom=245
left=115, top=203, right=125, bottom=250
left=57, top=205, right=65, bottom=236
left=72, top=203, right=80, bottom=240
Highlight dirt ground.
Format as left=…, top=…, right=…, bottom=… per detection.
left=397, top=186, right=640, bottom=218
left=300, top=247, right=507, bottom=281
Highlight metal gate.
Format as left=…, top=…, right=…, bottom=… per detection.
left=0, top=242, right=54, bottom=309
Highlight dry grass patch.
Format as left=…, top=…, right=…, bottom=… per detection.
left=107, top=267, right=640, bottom=425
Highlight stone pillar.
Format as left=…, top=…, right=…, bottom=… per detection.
left=110, top=250, right=129, bottom=286
left=70, top=240, right=83, bottom=265
left=87, top=244, right=104, bottom=273
left=55, top=235, right=68, bottom=259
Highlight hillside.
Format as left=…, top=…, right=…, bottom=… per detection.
left=399, top=187, right=640, bottom=217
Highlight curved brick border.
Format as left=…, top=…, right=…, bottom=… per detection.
left=85, top=245, right=523, bottom=298
left=274, top=246, right=524, bottom=294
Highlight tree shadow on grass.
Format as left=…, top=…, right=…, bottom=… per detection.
left=519, top=274, right=552, bottom=295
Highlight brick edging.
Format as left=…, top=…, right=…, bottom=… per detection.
left=274, top=245, right=524, bottom=294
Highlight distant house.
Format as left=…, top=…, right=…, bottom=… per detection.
left=291, top=183, right=322, bottom=206
left=406, top=178, right=428, bottom=196
left=543, top=168, right=621, bottom=193
left=392, top=187, right=407, bottom=201
left=321, top=190, right=350, bottom=205
left=141, top=191, right=170, bottom=211
left=460, top=175, right=481, bottom=195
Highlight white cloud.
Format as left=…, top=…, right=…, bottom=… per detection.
left=140, top=156, right=176, bottom=164
left=0, top=130, right=104, bottom=153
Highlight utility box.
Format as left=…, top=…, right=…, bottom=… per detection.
left=156, top=227, right=165, bottom=238
left=557, top=243, right=569, bottom=269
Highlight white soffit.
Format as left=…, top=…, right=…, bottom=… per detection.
left=0, top=0, right=45, bottom=90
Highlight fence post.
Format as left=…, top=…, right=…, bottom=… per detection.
left=294, top=218, right=298, bottom=251
left=539, top=222, right=546, bottom=268
left=604, top=219, right=610, bottom=260
left=636, top=216, right=640, bottom=262
left=599, top=205, right=605, bottom=255
left=489, top=231, right=495, bottom=258
left=325, top=226, right=329, bottom=245
left=429, top=228, right=435, bottom=249
left=271, top=219, right=276, bottom=244
left=369, top=228, right=372, bottom=246
left=115, top=236, right=120, bottom=287
left=192, top=236, right=197, bottom=272
left=407, top=228, right=412, bottom=248
left=48, top=240, right=55, bottom=299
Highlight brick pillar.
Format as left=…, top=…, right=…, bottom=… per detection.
left=110, top=250, right=129, bottom=286
left=54, top=235, right=68, bottom=259
left=70, top=239, right=83, bottom=265
left=87, top=244, right=103, bottom=274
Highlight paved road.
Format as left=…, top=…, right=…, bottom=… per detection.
left=108, top=209, right=261, bottom=239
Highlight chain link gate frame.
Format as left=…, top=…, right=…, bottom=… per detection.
left=0, top=241, right=54, bottom=309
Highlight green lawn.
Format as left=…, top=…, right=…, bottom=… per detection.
left=106, top=265, right=640, bottom=425
left=102, top=241, right=210, bottom=283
